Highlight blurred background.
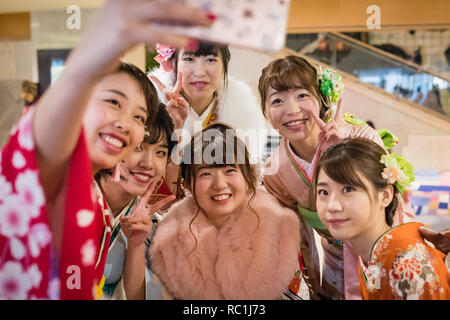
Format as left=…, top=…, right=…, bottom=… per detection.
left=0, top=0, right=449, bottom=229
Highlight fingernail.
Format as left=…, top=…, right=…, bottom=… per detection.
left=206, top=12, right=217, bottom=21
left=187, top=39, right=198, bottom=52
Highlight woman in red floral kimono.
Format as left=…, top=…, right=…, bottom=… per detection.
left=0, top=0, right=214, bottom=300
left=315, top=138, right=449, bottom=300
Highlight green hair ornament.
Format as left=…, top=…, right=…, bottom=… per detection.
left=377, top=128, right=398, bottom=151
left=319, top=66, right=344, bottom=118
left=342, top=113, right=368, bottom=126
left=341, top=113, right=399, bottom=151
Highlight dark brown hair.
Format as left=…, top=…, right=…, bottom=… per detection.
left=115, top=62, right=159, bottom=124
left=314, top=137, right=398, bottom=226
left=258, top=55, right=329, bottom=119
left=95, top=103, right=175, bottom=180
left=144, top=103, right=176, bottom=157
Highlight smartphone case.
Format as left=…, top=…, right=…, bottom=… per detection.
left=152, top=0, right=291, bottom=52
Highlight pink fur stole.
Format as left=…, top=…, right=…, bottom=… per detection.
left=149, top=189, right=300, bottom=299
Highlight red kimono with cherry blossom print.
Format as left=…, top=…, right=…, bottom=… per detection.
left=0, top=109, right=111, bottom=299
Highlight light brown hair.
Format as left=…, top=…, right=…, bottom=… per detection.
left=258, top=55, right=329, bottom=119
left=179, top=123, right=259, bottom=253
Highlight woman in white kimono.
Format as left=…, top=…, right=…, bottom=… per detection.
left=148, top=42, right=269, bottom=164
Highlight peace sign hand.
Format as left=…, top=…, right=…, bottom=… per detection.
left=150, top=72, right=189, bottom=130
left=120, top=180, right=176, bottom=247
left=307, top=98, right=345, bottom=154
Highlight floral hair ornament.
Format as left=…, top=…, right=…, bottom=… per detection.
left=380, top=153, right=415, bottom=196
left=318, top=66, right=344, bottom=119
left=154, top=44, right=175, bottom=64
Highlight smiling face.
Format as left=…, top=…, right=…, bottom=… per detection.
left=316, top=168, right=391, bottom=244
left=265, top=86, right=321, bottom=143
left=177, top=49, right=224, bottom=106
left=83, top=72, right=148, bottom=173
left=258, top=56, right=331, bottom=145
left=193, top=164, right=247, bottom=227
left=117, top=135, right=169, bottom=196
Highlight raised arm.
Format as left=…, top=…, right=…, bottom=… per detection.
left=33, top=0, right=214, bottom=202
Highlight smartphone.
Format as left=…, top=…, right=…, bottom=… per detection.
left=151, top=0, right=291, bottom=52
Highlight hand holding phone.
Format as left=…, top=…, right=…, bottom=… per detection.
left=151, top=0, right=291, bottom=52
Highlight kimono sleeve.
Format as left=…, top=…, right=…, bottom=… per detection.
left=388, top=248, right=448, bottom=300
left=263, top=173, right=297, bottom=208
left=347, top=124, right=384, bottom=148
left=0, top=109, right=51, bottom=299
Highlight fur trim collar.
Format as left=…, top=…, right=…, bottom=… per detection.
left=149, top=189, right=300, bottom=299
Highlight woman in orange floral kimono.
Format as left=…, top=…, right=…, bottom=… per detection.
left=315, top=137, right=449, bottom=300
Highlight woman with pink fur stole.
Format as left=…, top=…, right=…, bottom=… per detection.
left=147, top=123, right=302, bottom=299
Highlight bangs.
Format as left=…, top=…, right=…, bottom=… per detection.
left=319, top=148, right=368, bottom=191
left=144, top=123, right=167, bottom=146
left=180, top=123, right=257, bottom=196
left=143, top=104, right=176, bottom=155
left=188, top=42, right=220, bottom=57
left=195, top=163, right=237, bottom=172
left=268, top=69, right=308, bottom=93
left=268, top=60, right=317, bottom=92
left=182, top=128, right=247, bottom=167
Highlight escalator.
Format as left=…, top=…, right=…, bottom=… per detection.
left=272, top=35, right=450, bottom=221
left=286, top=32, right=450, bottom=120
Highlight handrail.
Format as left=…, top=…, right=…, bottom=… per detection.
left=286, top=32, right=450, bottom=120
left=277, top=47, right=450, bottom=127
left=330, top=32, right=450, bottom=83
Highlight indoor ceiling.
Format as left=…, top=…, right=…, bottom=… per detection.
left=0, top=0, right=104, bottom=14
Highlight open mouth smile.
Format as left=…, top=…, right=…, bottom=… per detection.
left=130, top=171, right=152, bottom=184
left=99, top=133, right=127, bottom=153
left=283, top=119, right=308, bottom=128
left=211, top=193, right=232, bottom=203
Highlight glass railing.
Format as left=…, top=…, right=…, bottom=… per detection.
left=286, top=32, right=450, bottom=119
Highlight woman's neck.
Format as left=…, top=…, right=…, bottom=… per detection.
left=347, top=214, right=391, bottom=264
left=289, top=125, right=321, bottom=163
left=98, top=175, right=134, bottom=218
left=208, top=215, right=231, bottom=229
left=186, top=93, right=215, bottom=116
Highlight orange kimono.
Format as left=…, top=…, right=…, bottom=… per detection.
left=359, top=222, right=450, bottom=300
